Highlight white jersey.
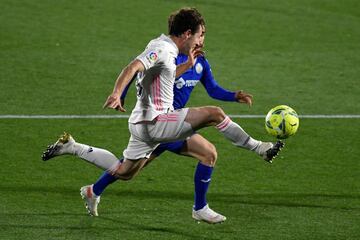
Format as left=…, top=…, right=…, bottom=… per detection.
left=128, top=34, right=179, bottom=123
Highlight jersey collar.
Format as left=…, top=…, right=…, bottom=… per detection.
left=160, top=34, right=179, bottom=55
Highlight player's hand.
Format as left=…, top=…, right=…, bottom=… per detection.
left=103, top=94, right=126, bottom=112
left=192, top=45, right=205, bottom=58
left=235, top=90, right=253, bottom=106
left=187, top=45, right=205, bottom=67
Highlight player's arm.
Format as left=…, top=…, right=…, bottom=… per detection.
left=176, top=61, right=193, bottom=78
left=120, top=74, right=136, bottom=106
left=201, top=59, right=252, bottom=106
left=103, top=59, right=145, bottom=112
left=176, top=47, right=204, bottom=78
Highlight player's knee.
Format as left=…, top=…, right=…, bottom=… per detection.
left=201, top=145, right=218, bottom=167
left=208, top=106, right=226, bottom=123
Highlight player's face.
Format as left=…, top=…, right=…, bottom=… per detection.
left=181, top=24, right=205, bottom=54
left=197, top=26, right=206, bottom=49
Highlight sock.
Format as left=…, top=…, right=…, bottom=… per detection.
left=92, top=170, right=119, bottom=196
left=216, top=116, right=261, bottom=151
left=93, top=158, right=124, bottom=196
left=73, top=143, right=119, bottom=170
left=194, top=162, right=213, bottom=211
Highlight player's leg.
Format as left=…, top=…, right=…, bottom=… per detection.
left=180, top=134, right=217, bottom=167
left=42, top=132, right=123, bottom=216
left=80, top=143, right=164, bottom=216
left=179, top=134, right=226, bottom=223
left=147, top=135, right=225, bottom=223
left=80, top=157, right=147, bottom=216
left=180, top=134, right=217, bottom=213
left=185, top=107, right=260, bottom=149
left=185, top=106, right=284, bottom=162
left=120, top=115, right=226, bottom=223
left=42, top=131, right=157, bottom=180
left=92, top=144, right=164, bottom=198
left=42, top=132, right=120, bottom=170
left=42, top=130, right=158, bottom=216
left=84, top=142, right=167, bottom=216
left=81, top=124, right=161, bottom=216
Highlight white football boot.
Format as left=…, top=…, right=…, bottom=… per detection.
left=192, top=204, right=226, bottom=224
left=80, top=185, right=100, bottom=217
left=256, top=141, right=284, bottom=163
left=42, top=132, right=75, bottom=161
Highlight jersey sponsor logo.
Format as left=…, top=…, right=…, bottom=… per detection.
left=175, top=78, right=185, bottom=89
left=147, top=51, right=158, bottom=62
left=195, top=63, right=203, bottom=74
left=175, top=77, right=199, bottom=89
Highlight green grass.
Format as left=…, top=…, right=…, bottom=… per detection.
left=0, top=119, right=359, bottom=239
left=0, top=0, right=359, bottom=239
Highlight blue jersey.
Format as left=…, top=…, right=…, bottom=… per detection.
left=121, top=54, right=237, bottom=156
left=122, top=54, right=237, bottom=109
left=172, top=54, right=236, bottom=109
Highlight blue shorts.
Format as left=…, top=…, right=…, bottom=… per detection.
left=152, top=140, right=186, bottom=156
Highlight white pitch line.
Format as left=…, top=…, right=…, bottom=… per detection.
left=230, top=114, right=360, bottom=119
left=0, top=115, right=129, bottom=119
left=0, top=114, right=360, bottom=119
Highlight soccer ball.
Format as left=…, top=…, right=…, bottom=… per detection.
left=265, top=105, right=299, bottom=139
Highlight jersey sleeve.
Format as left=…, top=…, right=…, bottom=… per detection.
left=136, top=47, right=163, bottom=70
left=200, top=58, right=237, bottom=102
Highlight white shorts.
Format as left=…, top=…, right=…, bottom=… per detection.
left=123, top=108, right=193, bottom=160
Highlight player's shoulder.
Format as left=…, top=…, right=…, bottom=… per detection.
left=175, top=53, right=188, bottom=64
left=157, top=35, right=177, bottom=52
left=196, top=55, right=211, bottom=70
left=196, top=55, right=210, bottom=65
left=147, top=34, right=177, bottom=54
left=197, top=54, right=207, bottom=62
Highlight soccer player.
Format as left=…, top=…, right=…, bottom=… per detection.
left=42, top=8, right=283, bottom=224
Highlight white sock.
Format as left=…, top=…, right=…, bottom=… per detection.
left=72, top=143, right=119, bottom=170
left=216, top=116, right=261, bottom=151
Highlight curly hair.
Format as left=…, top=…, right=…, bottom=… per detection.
left=168, top=8, right=205, bottom=36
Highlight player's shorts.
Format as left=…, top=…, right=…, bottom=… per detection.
left=152, top=139, right=187, bottom=156
left=123, top=108, right=193, bottom=160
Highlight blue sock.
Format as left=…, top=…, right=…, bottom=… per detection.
left=194, top=162, right=213, bottom=210
left=92, top=159, right=123, bottom=196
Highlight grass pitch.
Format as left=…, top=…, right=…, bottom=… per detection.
left=1, top=0, right=359, bottom=239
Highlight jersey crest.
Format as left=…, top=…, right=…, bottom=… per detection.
left=195, top=62, right=203, bottom=74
